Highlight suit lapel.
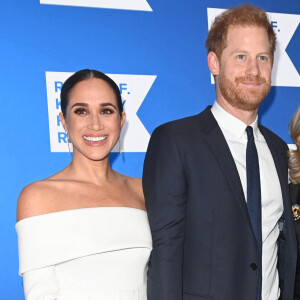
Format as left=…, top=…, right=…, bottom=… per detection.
left=258, top=126, right=290, bottom=217
left=198, top=107, right=252, bottom=226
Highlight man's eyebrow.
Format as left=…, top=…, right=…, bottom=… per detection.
left=230, top=49, right=271, bottom=56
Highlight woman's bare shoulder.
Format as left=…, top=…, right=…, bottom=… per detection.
left=118, top=174, right=142, bottom=191
left=16, top=179, right=64, bottom=222
left=129, top=176, right=143, bottom=191
left=119, top=175, right=145, bottom=210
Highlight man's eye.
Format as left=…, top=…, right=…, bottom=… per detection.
left=258, top=56, right=267, bottom=61
left=237, top=55, right=245, bottom=59
left=74, top=108, right=87, bottom=114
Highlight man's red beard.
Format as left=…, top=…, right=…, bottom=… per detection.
left=218, top=72, right=271, bottom=111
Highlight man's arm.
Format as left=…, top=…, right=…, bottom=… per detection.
left=143, top=124, right=187, bottom=300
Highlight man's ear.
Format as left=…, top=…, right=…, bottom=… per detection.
left=207, top=51, right=220, bottom=76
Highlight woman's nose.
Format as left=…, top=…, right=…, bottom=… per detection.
left=88, top=113, right=103, bottom=130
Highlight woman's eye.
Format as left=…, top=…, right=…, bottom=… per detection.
left=74, top=108, right=87, bottom=115
left=101, top=108, right=114, bottom=115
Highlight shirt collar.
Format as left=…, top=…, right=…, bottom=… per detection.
left=211, top=101, right=259, bottom=141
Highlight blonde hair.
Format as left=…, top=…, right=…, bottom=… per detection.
left=288, top=105, right=300, bottom=183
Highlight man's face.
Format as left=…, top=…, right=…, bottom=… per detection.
left=216, top=26, right=273, bottom=111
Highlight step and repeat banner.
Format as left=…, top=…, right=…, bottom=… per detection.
left=0, top=0, right=299, bottom=298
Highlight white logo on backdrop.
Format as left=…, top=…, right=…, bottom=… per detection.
left=40, top=0, right=152, bottom=12
left=289, top=144, right=297, bottom=150
left=45, top=71, right=156, bottom=153
left=207, top=8, right=300, bottom=87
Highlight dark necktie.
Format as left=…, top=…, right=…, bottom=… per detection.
left=246, top=126, right=262, bottom=300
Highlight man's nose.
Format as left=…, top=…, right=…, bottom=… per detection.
left=246, top=58, right=261, bottom=77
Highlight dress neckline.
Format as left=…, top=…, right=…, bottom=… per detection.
left=16, top=206, right=147, bottom=225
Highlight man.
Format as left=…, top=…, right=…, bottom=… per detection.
left=143, top=4, right=296, bottom=300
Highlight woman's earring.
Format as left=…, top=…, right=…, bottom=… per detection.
left=119, top=139, right=122, bottom=154
left=66, top=131, right=71, bottom=156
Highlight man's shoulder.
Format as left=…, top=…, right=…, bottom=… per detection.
left=152, top=106, right=213, bottom=136
left=157, top=114, right=200, bottom=130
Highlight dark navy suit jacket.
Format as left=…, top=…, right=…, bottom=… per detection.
left=143, top=107, right=297, bottom=300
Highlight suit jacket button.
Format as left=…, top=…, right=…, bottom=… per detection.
left=250, top=263, right=258, bottom=270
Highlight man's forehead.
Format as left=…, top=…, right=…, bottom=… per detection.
left=220, top=26, right=272, bottom=57
left=226, top=24, right=267, bottom=34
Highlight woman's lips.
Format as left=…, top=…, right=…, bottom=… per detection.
left=82, top=135, right=108, bottom=146
left=83, top=136, right=107, bottom=142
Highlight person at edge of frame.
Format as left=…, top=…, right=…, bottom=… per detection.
left=288, top=105, right=300, bottom=300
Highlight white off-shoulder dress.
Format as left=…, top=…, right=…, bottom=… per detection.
left=16, top=207, right=152, bottom=300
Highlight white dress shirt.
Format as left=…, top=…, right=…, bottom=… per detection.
left=211, top=101, right=283, bottom=300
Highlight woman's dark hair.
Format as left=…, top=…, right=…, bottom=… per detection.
left=60, top=69, right=123, bottom=117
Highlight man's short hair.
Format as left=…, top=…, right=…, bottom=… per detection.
left=205, top=4, right=276, bottom=60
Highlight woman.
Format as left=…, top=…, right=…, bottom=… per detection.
left=288, top=105, right=300, bottom=300
left=16, top=69, right=152, bottom=300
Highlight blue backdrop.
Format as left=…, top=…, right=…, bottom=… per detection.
left=0, top=0, right=299, bottom=299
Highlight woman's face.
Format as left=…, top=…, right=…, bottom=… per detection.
left=60, top=78, right=125, bottom=161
